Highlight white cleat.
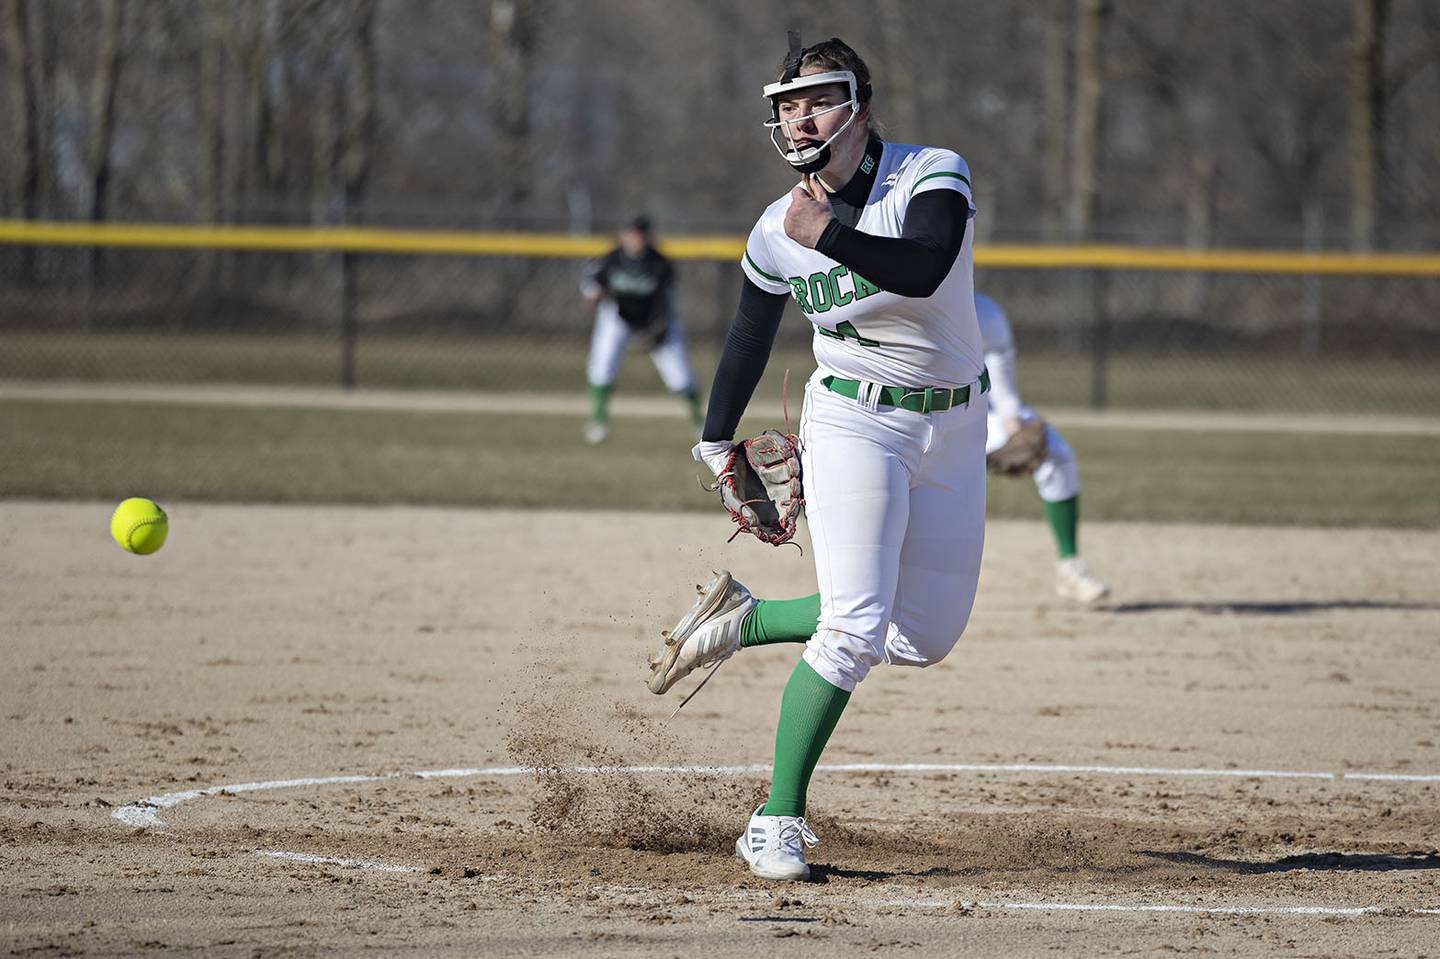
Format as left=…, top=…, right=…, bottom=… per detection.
left=735, top=806, right=819, bottom=881
left=1056, top=556, right=1109, bottom=604
left=583, top=421, right=609, bottom=445
left=646, top=570, right=754, bottom=696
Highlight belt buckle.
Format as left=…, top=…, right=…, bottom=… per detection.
left=901, top=387, right=950, bottom=413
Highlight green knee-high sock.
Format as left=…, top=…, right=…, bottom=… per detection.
left=1044, top=495, right=1080, bottom=559
left=762, top=658, right=850, bottom=818
left=741, top=594, right=821, bottom=648
left=589, top=384, right=612, bottom=424
left=681, top=387, right=702, bottom=425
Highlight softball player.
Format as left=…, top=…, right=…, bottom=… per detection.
left=648, top=37, right=989, bottom=881
left=977, top=291, right=1108, bottom=602
left=581, top=216, right=702, bottom=443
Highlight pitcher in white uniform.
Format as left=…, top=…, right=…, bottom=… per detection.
left=645, top=36, right=989, bottom=882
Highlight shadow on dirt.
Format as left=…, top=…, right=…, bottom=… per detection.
left=1102, top=599, right=1440, bottom=616
left=807, top=863, right=977, bottom=884
left=1139, top=850, right=1440, bottom=873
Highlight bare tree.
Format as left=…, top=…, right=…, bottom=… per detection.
left=1068, top=0, right=1103, bottom=242
left=1041, top=0, right=1069, bottom=240
left=1348, top=0, right=1387, bottom=250
left=85, top=0, right=124, bottom=224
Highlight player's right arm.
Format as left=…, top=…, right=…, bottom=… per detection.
left=692, top=221, right=791, bottom=471
left=580, top=251, right=614, bottom=310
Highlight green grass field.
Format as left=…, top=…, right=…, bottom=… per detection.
left=4, top=399, right=1436, bottom=528
left=3, top=331, right=1438, bottom=414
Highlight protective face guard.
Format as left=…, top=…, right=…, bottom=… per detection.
left=762, top=69, right=861, bottom=174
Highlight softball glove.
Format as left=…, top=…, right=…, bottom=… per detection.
left=986, top=417, right=1049, bottom=476
left=715, top=429, right=804, bottom=546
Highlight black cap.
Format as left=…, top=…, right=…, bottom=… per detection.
left=626, top=215, right=651, bottom=235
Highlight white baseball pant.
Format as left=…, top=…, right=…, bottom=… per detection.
left=586, top=297, right=695, bottom=393
left=799, top=372, right=989, bottom=692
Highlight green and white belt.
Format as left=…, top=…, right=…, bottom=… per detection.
left=820, top=367, right=991, bottom=414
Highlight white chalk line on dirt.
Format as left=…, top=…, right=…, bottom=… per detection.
left=7, top=380, right=1438, bottom=437
left=243, top=862, right=1440, bottom=919
left=257, top=849, right=420, bottom=873
left=107, top=761, right=1440, bottom=921
left=111, top=759, right=1440, bottom=830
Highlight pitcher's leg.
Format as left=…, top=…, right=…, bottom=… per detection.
left=886, top=404, right=988, bottom=669
left=799, top=412, right=913, bottom=691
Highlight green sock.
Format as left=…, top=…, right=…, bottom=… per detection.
left=681, top=387, right=702, bottom=425
left=761, top=658, right=850, bottom=818
left=589, top=383, right=612, bottom=424
left=741, top=594, right=821, bottom=648
left=1044, top=495, right=1080, bottom=558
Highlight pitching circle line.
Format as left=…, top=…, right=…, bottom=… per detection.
left=111, top=759, right=1440, bottom=830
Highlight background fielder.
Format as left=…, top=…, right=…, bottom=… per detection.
left=977, top=291, right=1109, bottom=603
left=581, top=216, right=703, bottom=443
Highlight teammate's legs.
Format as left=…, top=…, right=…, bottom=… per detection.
left=585, top=302, right=629, bottom=441
left=648, top=306, right=703, bottom=428
left=1034, top=425, right=1109, bottom=601
left=1033, top=424, right=1081, bottom=557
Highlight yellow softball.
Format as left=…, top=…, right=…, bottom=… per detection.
left=110, top=497, right=169, bottom=555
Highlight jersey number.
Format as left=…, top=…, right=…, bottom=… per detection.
left=817, top=320, right=880, bottom=347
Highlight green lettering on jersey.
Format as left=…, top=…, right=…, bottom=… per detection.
left=787, top=276, right=813, bottom=314
left=851, top=271, right=882, bottom=300
left=808, top=272, right=832, bottom=313
left=826, top=265, right=854, bottom=308
left=817, top=319, right=881, bottom=348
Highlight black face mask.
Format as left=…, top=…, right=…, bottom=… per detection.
left=784, top=142, right=832, bottom=175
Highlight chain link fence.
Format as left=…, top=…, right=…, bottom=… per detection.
left=2, top=235, right=1438, bottom=415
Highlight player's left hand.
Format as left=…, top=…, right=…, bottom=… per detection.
left=784, top=179, right=833, bottom=249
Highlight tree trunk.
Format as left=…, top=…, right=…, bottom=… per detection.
left=82, top=0, right=125, bottom=329
left=1, top=0, right=40, bottom=284
left=487, top=0, right=545, bottom=327
left=1042, top=0, right=1069, bottom=241
left=197, top=0, right=226, bottom=310
left=1069, top=0, right=1105, bottom=382
left=338, top=0, right=378, bottom=389
left=1348, top=0, right=1387, bottom=251
left=1068, top=0, right=1103, bottom=242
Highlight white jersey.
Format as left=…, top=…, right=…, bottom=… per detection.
left=974, top=291, right=1023, bottom=421
left=740, top=142, right=984, bottom=390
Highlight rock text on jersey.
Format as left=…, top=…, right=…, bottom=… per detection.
left=786, top=266, right=882, bottom=317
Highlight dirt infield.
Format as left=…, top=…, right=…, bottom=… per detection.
left=3, top=502, right=1438, bottom=956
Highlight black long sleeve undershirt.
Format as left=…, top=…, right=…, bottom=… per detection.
left=816, top=188, right=970, bottom=298
left=701, top=277, right=788, bottom=442
left=702, top=187, right=970, bottom=442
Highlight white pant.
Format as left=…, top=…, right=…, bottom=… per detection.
left=985, top=407, right=1080, bottom=502
left=799, top=373, right=989, bottom=692
left=586, top=299, right=695, bottom=393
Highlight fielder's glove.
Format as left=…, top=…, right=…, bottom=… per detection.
left=986, top=417, right=1049, bottom=476
left=696, top=431, right=804, bottom=546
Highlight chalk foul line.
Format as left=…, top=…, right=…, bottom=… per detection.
left=245, top=859, right=1440, bottom=919
left=104, top=760, right=1440, bottom=922
left=111, top=759, right=1440, bottom=830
